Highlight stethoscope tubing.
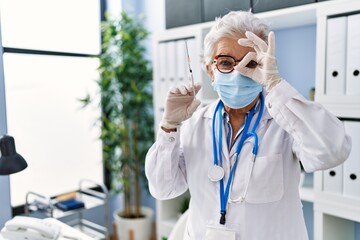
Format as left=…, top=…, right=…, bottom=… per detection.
left=212, top=92, right=264, bottom=212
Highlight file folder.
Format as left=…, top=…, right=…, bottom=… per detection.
left=158, top=42, right=168, bottom=109
left=154, top=42, right=168, bottom=127
left=325, top=16, right=347, bottom=95
left=175, top=40, right=188, bottom=86
left=323, top=165, right=343, bottom=194
left=343, top=121, right=360, bottom=198
left=346, top=14, right=360, bottom=95
left=166, top=41, right=177, bottom=87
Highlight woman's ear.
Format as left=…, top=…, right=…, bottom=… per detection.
left=206, top=64, right=215, bottom=81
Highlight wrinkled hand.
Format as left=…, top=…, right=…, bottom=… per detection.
left=160, top=83, right=201, bottom=130
left=235, top=31, right=282, bottom=91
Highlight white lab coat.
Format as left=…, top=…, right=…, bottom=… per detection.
left=145, top=80, right=351, bottom=240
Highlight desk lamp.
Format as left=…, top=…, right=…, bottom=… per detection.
left=0, top=135, right=27, bottom=175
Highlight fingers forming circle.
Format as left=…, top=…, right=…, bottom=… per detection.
left=245, top=31, right=268, bottom=53
left=235, top=52, right=257, bottom=70
left=267, top=31, right=276, bottom=56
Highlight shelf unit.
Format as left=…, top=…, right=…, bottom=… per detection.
left=313, top=1, right=360, bottom=239
left=152, top=18, right=216, bottom=240
left=24, top=179, right=110, bottom=240
left=300, top=173, right=315, bottom=203
left=315, top=1, right=360, bottom=118
left=152, top=1, right=357, bottom=239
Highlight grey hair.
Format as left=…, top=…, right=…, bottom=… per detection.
left=202, top=10, right=270, bottom=69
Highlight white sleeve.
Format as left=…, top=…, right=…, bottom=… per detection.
left=265, top=80, right=352, bottom=172
left=145, top=128, right=188, bottom=200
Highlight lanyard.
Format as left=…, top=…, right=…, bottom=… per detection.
left=211, top=92, right=264, bottom=225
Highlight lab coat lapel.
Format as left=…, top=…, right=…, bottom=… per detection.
left=229, top=103, right=273, bottom=158
left=220, top=121, right=230, bottom=167
left=203, top=95, right=273, bottom=171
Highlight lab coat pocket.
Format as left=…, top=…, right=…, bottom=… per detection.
left=245, top=154, right=284, bottom=204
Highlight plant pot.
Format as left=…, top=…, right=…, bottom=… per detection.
left=113, top=206, right=153, bottom=240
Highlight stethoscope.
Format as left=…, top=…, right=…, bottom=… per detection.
left=208, top=92, right=264, bottom=225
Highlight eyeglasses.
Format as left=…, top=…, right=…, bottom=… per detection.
left=212, top=54, right=258, bottom=74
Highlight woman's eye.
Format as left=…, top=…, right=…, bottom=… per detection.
left=219, top=60, right=232, bottom=66
left=246, top=60, right=258, bottom=68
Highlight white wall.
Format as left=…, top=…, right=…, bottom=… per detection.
left=119, top=0, right=166, bottom=61
left=142, top=0, right=166, bottom=60
left=106, top=0, right=122, bottom=18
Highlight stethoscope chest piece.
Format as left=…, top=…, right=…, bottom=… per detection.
left=208, top=165, right=225, bottom=182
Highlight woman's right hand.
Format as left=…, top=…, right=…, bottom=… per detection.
left=235, top=31, right=281, bottom=91
left=160, top=83, right=201, bottom=130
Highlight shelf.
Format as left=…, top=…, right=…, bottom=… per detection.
left=300, top=172, right=315, bottom=202
left=24, top=179, right=110, bottom=240
left=255, top=0, right=357, bottom=30
left=156, top=0, right=356, bottom=41
left=300, top=186, right=315, bottom=203
left=314, top=99, right=360, bottom=119
left=313, top=0, right=360, bottom=229
left=67, top=219, right=108, bottom=240
left=51, top=192, right=106, bottom=219
left=314, top=0, right=360, bottom=119
left=314, top=192, right=360, bottom=223
left=153, top=1, right=360, bottom=240
left=255, top=2, right=317, bottom=29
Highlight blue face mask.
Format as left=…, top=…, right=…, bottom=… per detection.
left=212, top=71, right=262, bottom=109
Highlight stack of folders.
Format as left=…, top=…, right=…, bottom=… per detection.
left=55, top=199, right=85, bottom=211
left=322, top=10, right=360, bottom=199
left=54, top=192, right=85, bottom=211
left=325, top=13, right=360, bottom=96
left=323, top=121, right=360, bottom=198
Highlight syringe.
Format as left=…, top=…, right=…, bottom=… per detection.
left=185, top=40, right=196, bottom=98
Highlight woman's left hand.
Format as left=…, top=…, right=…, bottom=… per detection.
left=235, top=31, right=281, bottom=91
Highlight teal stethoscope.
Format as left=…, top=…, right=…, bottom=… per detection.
left=208, top=92, right=264, bottom=225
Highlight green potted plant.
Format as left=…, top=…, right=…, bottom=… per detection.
left=81, top=11, right=154, bottom=240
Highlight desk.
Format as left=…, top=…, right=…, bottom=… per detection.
left=0, top=218, right=93, bottom=240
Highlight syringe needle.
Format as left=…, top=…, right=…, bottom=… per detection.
left=185, top=40, right=196, bottom=98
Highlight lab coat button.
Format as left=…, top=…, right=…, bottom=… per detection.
left=169, top=137, right=175, bottom=142
left=268, top=102, right=272, bottom=108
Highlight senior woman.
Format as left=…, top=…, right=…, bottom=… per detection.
left=145, top=11, right=351, bottom=240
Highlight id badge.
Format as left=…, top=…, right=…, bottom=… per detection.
left=205, top=227, right=236, bottom=240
